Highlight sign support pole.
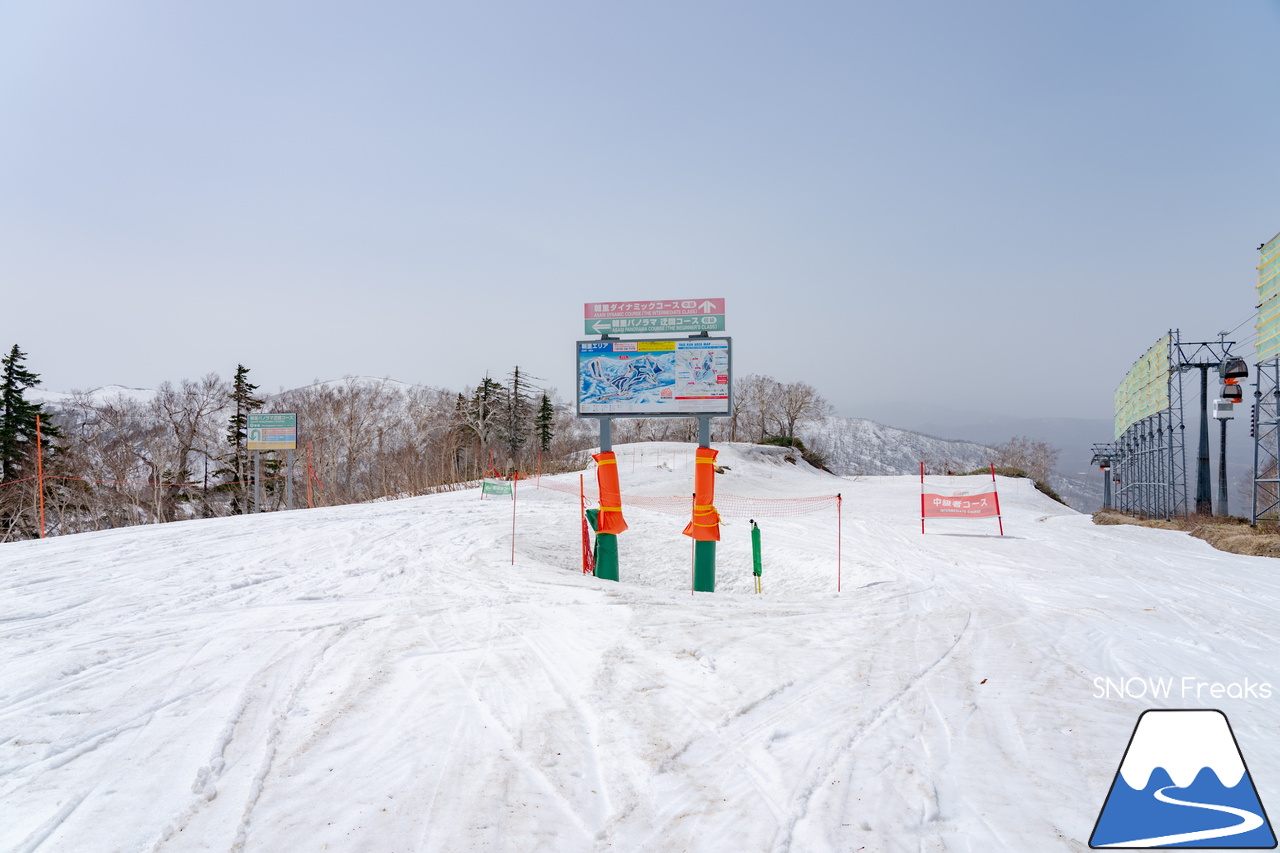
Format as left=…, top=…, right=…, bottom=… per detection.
left=286, top=449, right=294, bottom=510
left=595, top=418, right=619, bottom=581
left=693, top=416, right=716, bottom=592
left=254, top=450, right=261, bottom=513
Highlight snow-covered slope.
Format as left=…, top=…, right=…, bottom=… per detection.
left=3, top=442, right=1279, bottom=852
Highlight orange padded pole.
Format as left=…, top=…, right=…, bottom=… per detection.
left=682, top=446, right=721, bottom=541
left=593, top=451, right=628, bottom=535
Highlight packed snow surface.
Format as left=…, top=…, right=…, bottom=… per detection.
left=3, top=442, right=1279, bottom=852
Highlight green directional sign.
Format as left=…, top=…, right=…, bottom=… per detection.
left=247, top=413, right=297, bottom=450
left=585, top=315, right=724, bottom=335
left=482, top=479, right=513, bottom=496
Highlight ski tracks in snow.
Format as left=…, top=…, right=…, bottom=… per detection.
left=7, top=459, right=1280, bottom=852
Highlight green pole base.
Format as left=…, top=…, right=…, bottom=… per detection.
left=595, top=532, right=619, bottom=581
left=693, top=540, right=716, bottom=592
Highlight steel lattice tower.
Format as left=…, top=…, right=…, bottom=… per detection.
left=1252, top=357, right=1280, bottom=524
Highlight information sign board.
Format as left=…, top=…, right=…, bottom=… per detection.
left=482, top=479, right=513, bottom=496
left=247, top=413, right=298, bottom=451
left=576, top=337, right=731, bottom=417
left=584, top=299, right=725, bottom=335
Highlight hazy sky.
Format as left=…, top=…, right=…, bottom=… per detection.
left=3, top=1, right=1279, bottom=424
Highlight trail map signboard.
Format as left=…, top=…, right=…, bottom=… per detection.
left=576, top=337, right=731, bottom=417
left=247, top=413, right=298, bottom=451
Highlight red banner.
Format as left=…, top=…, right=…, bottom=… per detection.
left=921, top=491, right=999, bottom=518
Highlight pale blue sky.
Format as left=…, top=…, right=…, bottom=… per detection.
left=3, top=1, right=1278, bottom=423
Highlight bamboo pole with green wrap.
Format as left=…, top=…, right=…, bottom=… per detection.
left=751, top=519, right=762, bottom=594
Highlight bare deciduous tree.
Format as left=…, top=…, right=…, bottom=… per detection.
left=775, top=380, right=833, bottom=439
left=989, top=436, right=1059, bottom=484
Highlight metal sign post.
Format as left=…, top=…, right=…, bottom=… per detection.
left=593, top=418, right=620, bottom=582
left=692, top=416, right=716, bottom=592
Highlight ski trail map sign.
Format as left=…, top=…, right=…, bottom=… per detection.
left=1090, top=709, right=1276, bottom=848
left=576, top=338, right=731, bottom=418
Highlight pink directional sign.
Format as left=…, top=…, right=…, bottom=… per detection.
left=585, top=299, right=724, bottom=319
left=584, top=299, right=725, bottom=334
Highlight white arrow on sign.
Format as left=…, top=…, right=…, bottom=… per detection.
left=593, top=320, right=611, bottom=333
left=698, top=300, right=716, bottom=313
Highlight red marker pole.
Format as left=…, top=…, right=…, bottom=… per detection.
left=36, top=415, right=46, bottom=539
left=990, top=463, right=1005, bottom=536
left=837, top=493, right=842, bottom=592
left=580, top=474, right=591, bottom=574
left=919, top=462, right=926, bottom=535
left=511, top=470, right=518, bottom=565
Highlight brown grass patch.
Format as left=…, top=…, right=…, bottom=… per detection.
left=1091, top=511, right=1183, bottom=530
left=1091, top=511, right=1280, bottom=558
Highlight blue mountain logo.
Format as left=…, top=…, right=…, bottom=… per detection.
left=1090, top=709, right=1276, bottom=848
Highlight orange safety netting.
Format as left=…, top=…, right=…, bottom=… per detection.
left=592, top=451, right=629, bottom=535
left=682, top=446, right=721, bottom=541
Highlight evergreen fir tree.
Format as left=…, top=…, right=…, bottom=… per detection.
left=534, top=393, right=555, bottom=454
left=499, top=366, right=536, bottom=461
left=218, top=365, right=264, bottom=513
left=0, top=345, right=58, bottom=482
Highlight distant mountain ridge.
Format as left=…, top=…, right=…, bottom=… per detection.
left=801, top=416, right=993, bottom=477
left=801, top=416, right=1098, bottom=510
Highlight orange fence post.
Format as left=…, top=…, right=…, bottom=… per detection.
left=36, top=415, right=46, bottom=539
left=990, top=463, right=1005, bottom=536
left=837, top=493, right=842, bottom=592
left=919, top=461, right=926, bottom=534
left=580, top=474, right=595, bottom=574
